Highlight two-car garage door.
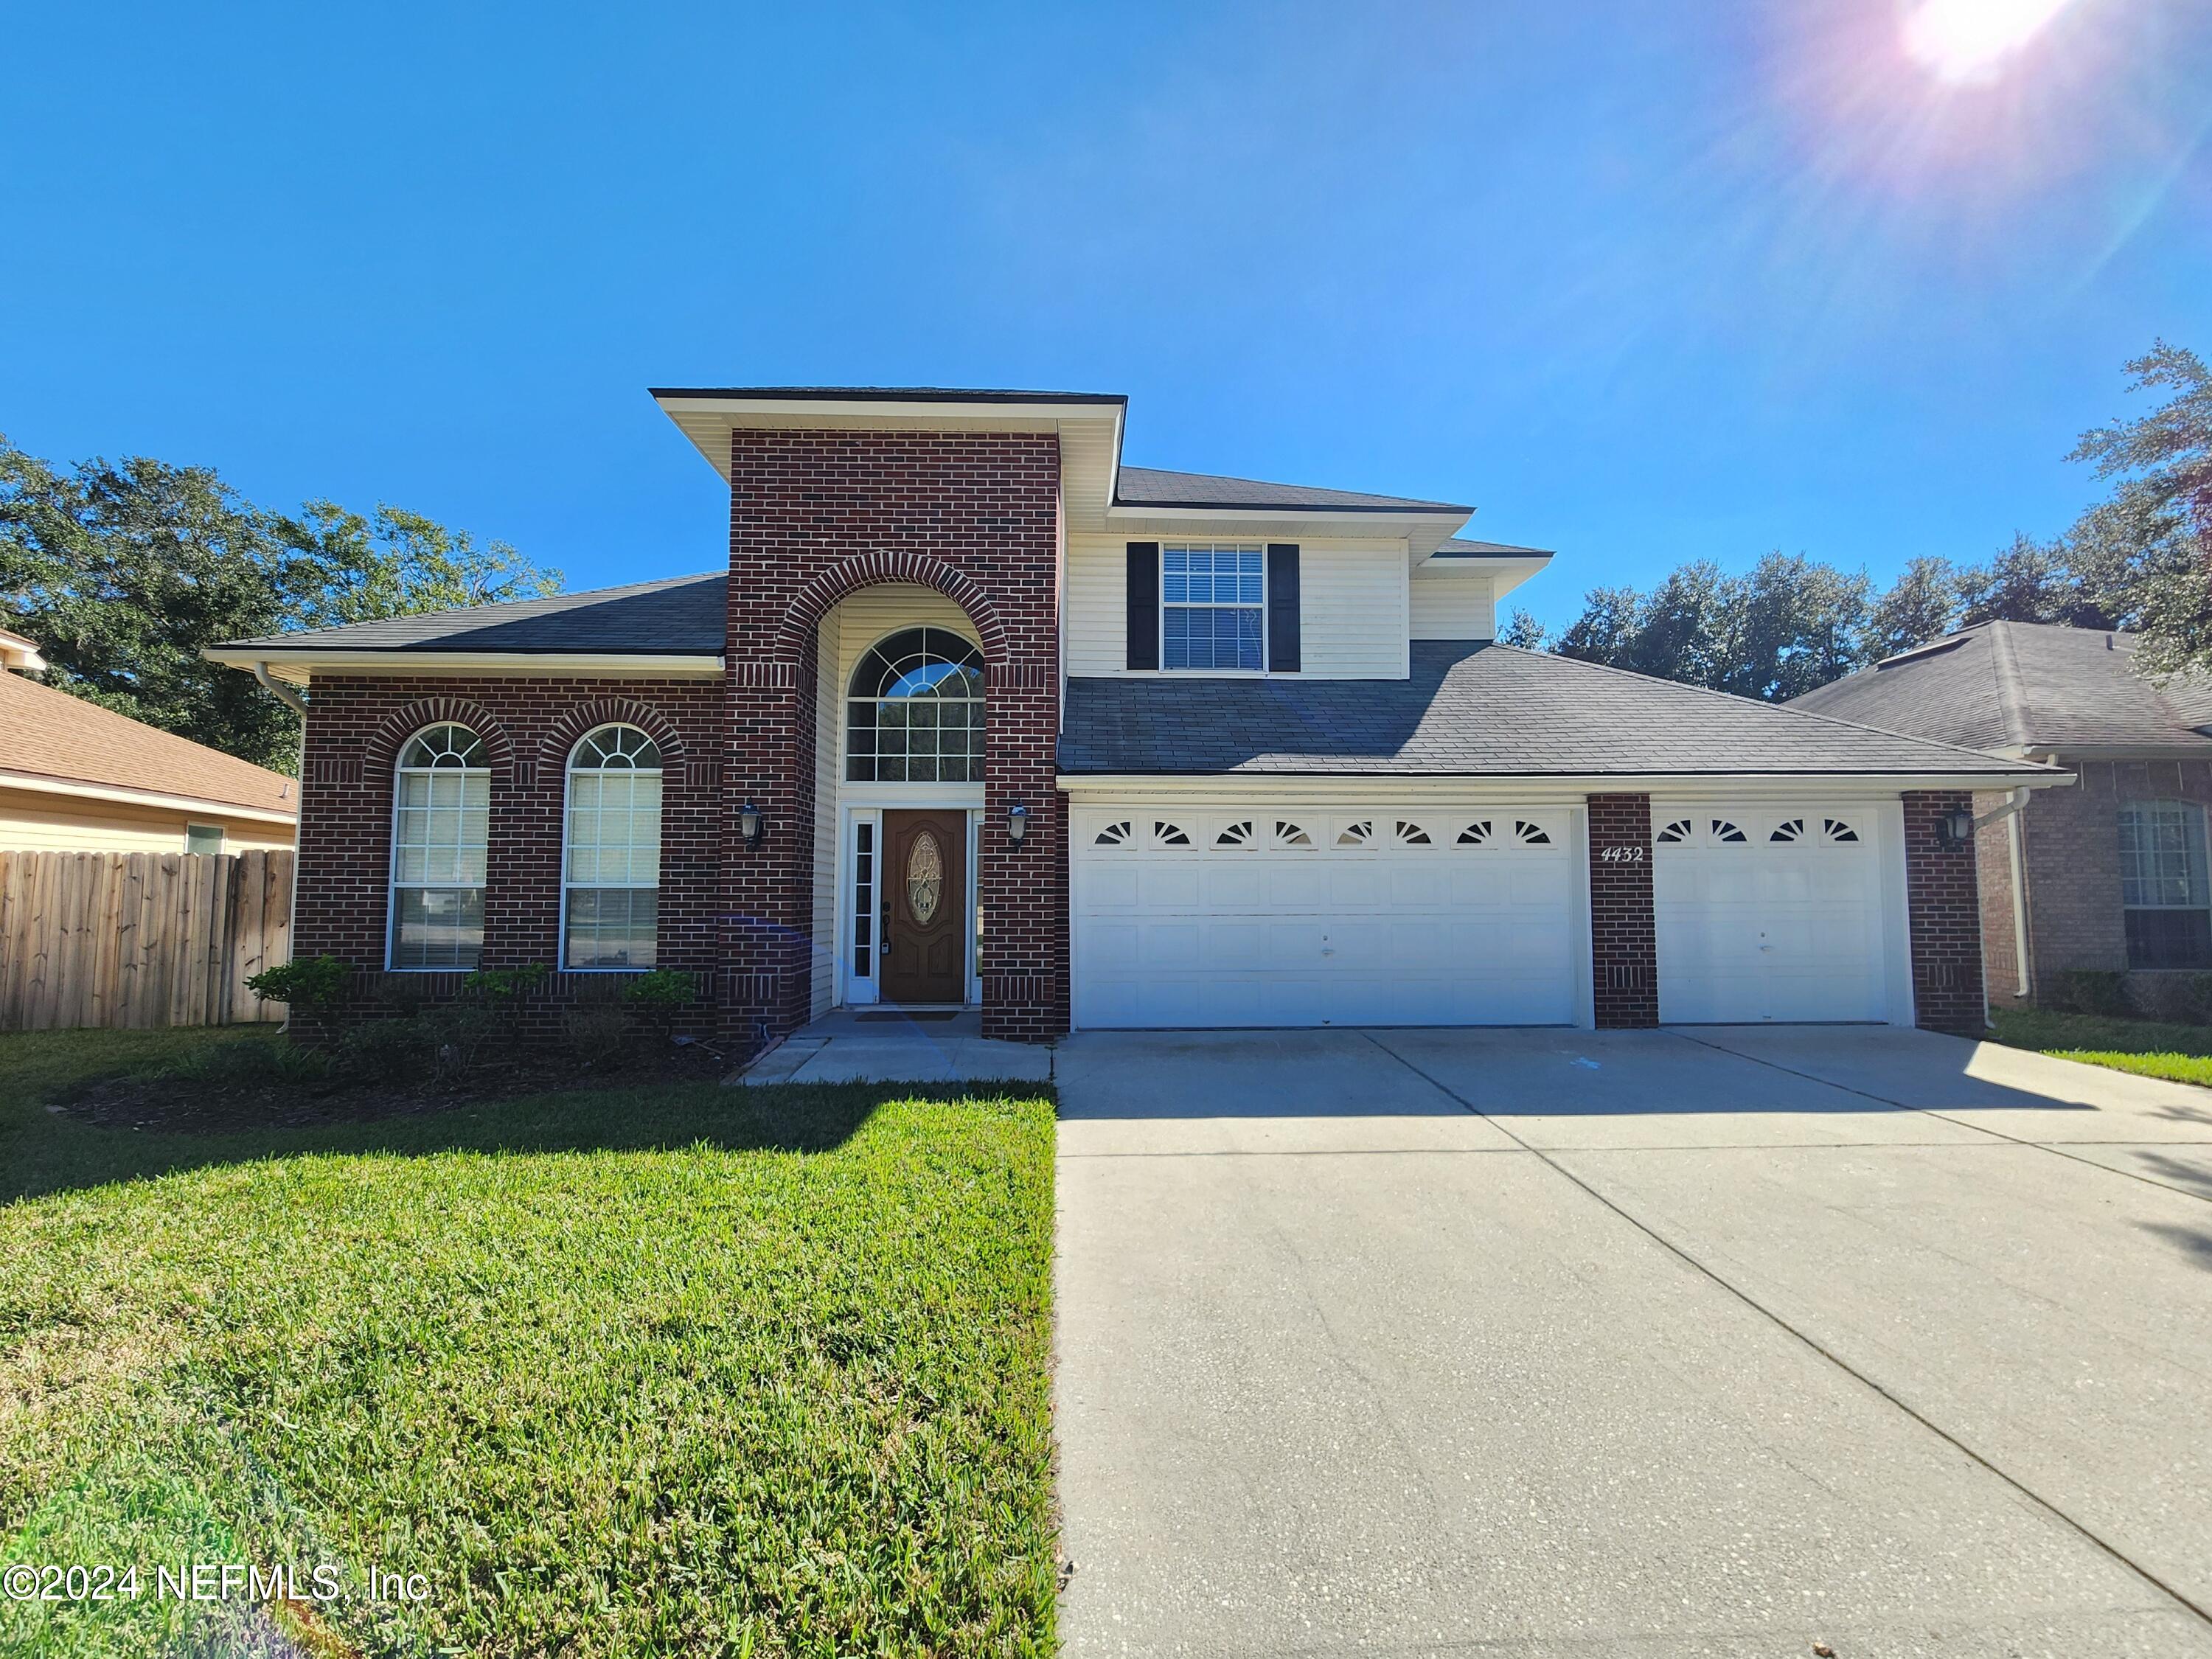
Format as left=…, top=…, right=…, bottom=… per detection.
left=1073, top=807, right=1579, bottom=1028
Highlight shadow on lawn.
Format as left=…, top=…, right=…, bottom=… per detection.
left=1, top=1077, right=1043, bottom=1205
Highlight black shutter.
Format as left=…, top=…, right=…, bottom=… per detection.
left=1267, top=543, right=1301, bottom=672
left=1126, top=542, right=1161, bottom=670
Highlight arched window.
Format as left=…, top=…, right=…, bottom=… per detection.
left=564, top=725, right=662, bottom=970
left=389, top=724, right=488, bottom=970
left=846, top=627, right=984, bottom=782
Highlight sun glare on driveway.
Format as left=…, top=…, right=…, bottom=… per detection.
left=1902, top=0, right=2077, bottom=82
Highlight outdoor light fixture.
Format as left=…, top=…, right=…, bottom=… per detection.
left=1006, top=802, right=1029, bottom=847
left=738, top=801, right=763, bottom=848
left=1939, top=808, right=1975, bottom=847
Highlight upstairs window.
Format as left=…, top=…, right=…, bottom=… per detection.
left=1162, top=544, right=1264, bottom=670
left=846, top=627, right=984, bottom=782
left=565, top=725, right=662, bottom=970
left=390, top=724, right=488, bottom=970
left=2119, top=801, right=2212, bottom=969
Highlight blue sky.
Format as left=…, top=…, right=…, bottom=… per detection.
left=4, top=1, right=2208, bottom=630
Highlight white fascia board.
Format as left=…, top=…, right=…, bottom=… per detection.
left=0, top=768, right=298, bottom=825
left=1058, top=769, right=2071, bottom=799
left=203, top=650, right=726, bottom=685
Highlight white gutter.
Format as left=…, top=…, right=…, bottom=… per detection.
left=252, top=661, right=309, bottom=717
left=203, top=649, right=726, bottom=684
left=1057, top=768, right=2072, bottom=798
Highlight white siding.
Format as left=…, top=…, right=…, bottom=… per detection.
left=810, top=609, right=841, bottom=1019
left=1065, top=534, right=1410, bottom=680
left=1410, top=572, right=1495, bottom=641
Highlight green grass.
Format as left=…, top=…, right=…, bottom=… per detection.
left=1986, top=1006, right=2212, bottom=1088
left=0, top=1026, right=1059, bottom=1657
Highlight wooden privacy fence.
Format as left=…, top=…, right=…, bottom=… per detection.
left=0, top=850, right=293, bottom=1030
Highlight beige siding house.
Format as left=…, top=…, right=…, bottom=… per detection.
left=0, top=630, right=296, bottom=853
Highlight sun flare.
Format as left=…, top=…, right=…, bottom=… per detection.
left=1902, top=0, right=2076, bottom=82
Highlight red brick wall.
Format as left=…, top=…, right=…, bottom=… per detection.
left=1903, top=789, right=1985, bottom=1034
left=721, top=428, right=1066, bottom=1048
left=1587, top=793, right=1658, bottom=1028
left=291, top=676, right=726, bottom=1032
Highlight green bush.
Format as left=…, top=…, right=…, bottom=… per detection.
left=622, top=970, right=698, bottom=1038
left=243, top=954, right=350, bottom=1012
left=2052, top=970, right=2131, bottom=1018
left=561, top=1002, right=633, bottom=1069
left=2127, top=972, right=2212, bottom=1026
left=334, top=1017, right=431, bottom=1086
left=169, top=1037, right=336, bottom=1092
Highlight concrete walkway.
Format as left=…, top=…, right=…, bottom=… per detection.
left=729, top=1007, right=1053, bottom=1085
left=1056, top=1026, right=2212, bottom=1658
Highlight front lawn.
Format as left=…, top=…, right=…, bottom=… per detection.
left=1986, top=1006, right=2212, bottom=1088
left=0, top=1027, right=1058, bottom=1658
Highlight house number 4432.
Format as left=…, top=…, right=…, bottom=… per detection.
left=1599, top=845, right=1647, bottom=863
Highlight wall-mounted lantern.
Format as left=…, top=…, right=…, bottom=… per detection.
left=1937, top=807, right=1974, bottom=848
left=1006, top=802, right=1030, bottom=848
left=739, top=801, right=764, bottom=849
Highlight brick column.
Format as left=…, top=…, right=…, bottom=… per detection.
left=1587, top=793, right=1658, bottom=1028
left=1903, top=789, right=1986, bottom=1034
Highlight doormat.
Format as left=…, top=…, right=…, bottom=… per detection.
left=855, top=1010, right=959, bottom=1023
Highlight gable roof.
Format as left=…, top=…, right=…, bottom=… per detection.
left=1113, top=465, right=1468, bottom=515
left=212, top=574, right=729, bottom=657
left=1060, top=641, right=2056, bottom=782
left=1789, top=621, right=2212, bottom=757
left=0, top=669, right=296, bottom=818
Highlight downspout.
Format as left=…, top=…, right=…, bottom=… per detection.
left=1969, top=783, right=2045, bottom=1009
left=253, top=664, right=310, bottom=1032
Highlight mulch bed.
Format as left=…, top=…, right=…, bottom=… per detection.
left=55, top=1037, right=734, bottom=1135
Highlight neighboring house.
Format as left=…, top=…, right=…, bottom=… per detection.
left=1794, top=620, right=2212, bottom=1006
left=205, top=388, right=2058, bottom=1048
left=1, top=630, right=296, bottom=855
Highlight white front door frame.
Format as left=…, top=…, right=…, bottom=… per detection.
left=836, top=787, right=985, bottom=1009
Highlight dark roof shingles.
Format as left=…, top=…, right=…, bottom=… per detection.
left=1060, top=642, right=2042, bottom=778
left=219, top=574, right=728, bottom=655
left=1114, top=465, right=1467, bottom=515
left=1790, top=622, right=2212, bottom=754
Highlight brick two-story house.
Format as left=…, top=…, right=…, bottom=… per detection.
left=209, top=388, right=2061, bottom=1051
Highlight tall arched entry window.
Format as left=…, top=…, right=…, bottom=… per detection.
left=846, top=627, right=984, bottom=782
left=389, top=724, right=489, bottom=970
left=563, top=724, right=662, bottom=969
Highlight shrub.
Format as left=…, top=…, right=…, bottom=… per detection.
left=244, top=954, right=350, bottom=1012
left=561, top=1003, right=633, bottom=1070
left=419, top=1004, right=503, bottom=1086
left=2051, top=970, right=2131, bottom=1018
left=462, top=963, right=551, bottom=1030
left=2127, top=972, right=2212, bottom=1026
left=170, top=1037, right=337, bottom=1093
left=335, top=1018, right=431, bottom=1086
left=622, top=970, right=698, bottom=1039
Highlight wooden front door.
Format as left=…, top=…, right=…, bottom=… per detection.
left=882, top=810, right=967, bottom=1004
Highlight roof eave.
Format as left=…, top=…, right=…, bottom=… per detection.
left=204, top=648, right=727, bottom=686
left=1056, top=766, right=2072, bottom=793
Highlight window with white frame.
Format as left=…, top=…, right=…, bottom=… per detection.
left=563, top=725, right=661, bottom=969
left=390, top=724, right=488, bottom=970
left=846, top=627, right=984, bottom=782
left=2119, top=800, right=2212, bottom=969
left=1162, top=544, right=1264, bottom=670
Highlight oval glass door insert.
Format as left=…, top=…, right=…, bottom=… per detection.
left=907, top=830, right=944, bottom=925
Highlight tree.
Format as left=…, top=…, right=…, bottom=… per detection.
left=1721, top=552, right=1871, bottom=702
left=1952, top=532, right=2112, bottom=630
left=1553, top=585, right=1641, bottom=666
left=1496, top=607, right=1548, bottom=650
left=1622, top=559, right=1738, bottom=689
left=0, top=438, right=563, bottom=771
left=1858, top=555, right=1958, bottom=661
left=2062, top=341, right=2212, bottom=678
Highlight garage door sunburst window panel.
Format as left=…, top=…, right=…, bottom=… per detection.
left=1161, top=545, right=1265, bottom=670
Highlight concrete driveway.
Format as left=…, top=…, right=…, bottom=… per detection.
left=1053, top=1026, right=2212, bottom=1658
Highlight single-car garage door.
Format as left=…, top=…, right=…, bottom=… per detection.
left=1073, top=807, right=1579, bottom=1029
left=1652, top=804, right=1892, bottom=1023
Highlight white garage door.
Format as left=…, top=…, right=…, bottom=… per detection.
left=1073, top=807, right=1579, bottom=1029
left=1652, top=805, right=1890, bottom=1023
